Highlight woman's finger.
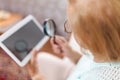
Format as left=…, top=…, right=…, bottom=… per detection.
left=31, top=49, right=39, bottom=64
left=26, top=49, right=39, bottom=77
left=50, top=36, right=67, bottom=45
left=52, top=46, right=62, bottom=54
left=55, top=36, right=67, bottom=43
left=50, top=37, right=55, bottom=45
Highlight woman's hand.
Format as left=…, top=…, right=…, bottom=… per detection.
left=50, top=36, right=81, bottom=64
left=50, top=36, right=72, bottom=56
left=26, top=49, right=45, bottom=80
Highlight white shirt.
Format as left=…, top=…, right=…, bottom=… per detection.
left=67, top=55, right=120, bottom=80
left=68, top=34, right=120, bottom=80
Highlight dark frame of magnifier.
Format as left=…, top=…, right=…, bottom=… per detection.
left=43, top=19, right=57, bottom=37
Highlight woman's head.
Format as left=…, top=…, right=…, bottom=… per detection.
left=68, top=0, right=120, bottom=61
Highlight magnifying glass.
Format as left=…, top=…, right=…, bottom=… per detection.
left=43, top=19, right=57, bottom=43
left=43, top=19, right=63, bottom=53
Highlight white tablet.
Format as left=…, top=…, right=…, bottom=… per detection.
left=0, top=15, right=49, bottom=67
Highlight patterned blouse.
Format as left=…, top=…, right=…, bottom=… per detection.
left=67, top=55, right=120, bottom=80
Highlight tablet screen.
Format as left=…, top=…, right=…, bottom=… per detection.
left=2, top=20, right=45, bottom=61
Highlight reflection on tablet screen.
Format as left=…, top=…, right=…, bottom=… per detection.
left=2, top=20, right=44, bottom=61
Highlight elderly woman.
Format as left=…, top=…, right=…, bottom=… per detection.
left=28, top=0, right=120, bottom=80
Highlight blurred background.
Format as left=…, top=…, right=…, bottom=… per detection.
left=0, top=0, right=67, bottom=36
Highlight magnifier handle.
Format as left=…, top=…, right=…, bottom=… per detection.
left=53, top=36, right=57, bottom=44
left=53, top=36, right=63, bottom=53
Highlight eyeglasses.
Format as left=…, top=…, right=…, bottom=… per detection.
left=64, top=20, right=72, bottom=33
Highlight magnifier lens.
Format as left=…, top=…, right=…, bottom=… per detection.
left=44, top=20, right=56, bottom=37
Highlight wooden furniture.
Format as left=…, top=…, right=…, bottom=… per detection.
left=0, top=10, right=23, bottom=34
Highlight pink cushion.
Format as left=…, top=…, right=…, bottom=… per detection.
left=0, top=48, right=31, bottom=80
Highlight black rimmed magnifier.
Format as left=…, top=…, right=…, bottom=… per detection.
left=43, top=19, right=57, bottom=43
left=43, top=19, right=63, bottom=53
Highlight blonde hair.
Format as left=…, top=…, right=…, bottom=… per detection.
left=68, top=0, right=120, bottom=61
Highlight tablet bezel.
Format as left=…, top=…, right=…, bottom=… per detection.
left=0, top=15, right=49, bottom=67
